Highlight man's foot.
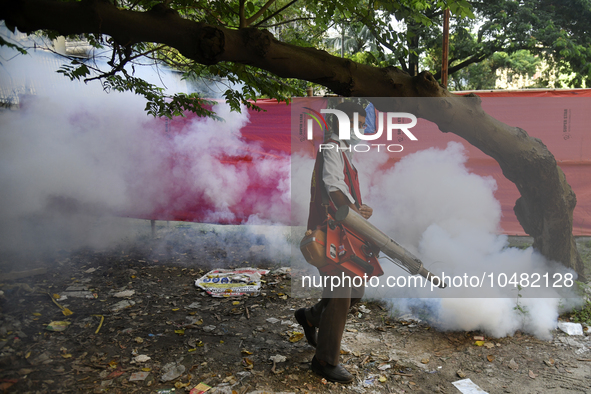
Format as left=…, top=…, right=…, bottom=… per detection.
left=294, top=308, right=317, bottom=347
left=311, top=356, right=354, bottom=384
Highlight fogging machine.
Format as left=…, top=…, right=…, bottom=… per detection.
left=300, top=205, right=445, bottom=288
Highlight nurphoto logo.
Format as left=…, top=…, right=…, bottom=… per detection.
left=303, top=107, right=418, bottom=153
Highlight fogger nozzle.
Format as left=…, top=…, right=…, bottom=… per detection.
left=335, top=206, right=446, bottom=289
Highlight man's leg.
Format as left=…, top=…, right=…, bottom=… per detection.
left=314, top=297, right=352, bottom=365
left=294, top=298, right=328, bottom=348
left=310, top=278, right=365, bottom=383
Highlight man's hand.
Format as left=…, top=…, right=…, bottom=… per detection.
left=329, top=191, right=373, bottom=219
left=359, top=204, right=373, bottom=219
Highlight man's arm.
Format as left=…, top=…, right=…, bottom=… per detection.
left=322, top=141, right=373, bottom=219
left=329, top=190, right=373, bottom=219
left=322, top=147, right=356, bottom=205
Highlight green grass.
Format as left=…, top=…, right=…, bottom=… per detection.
left=571, top=301, right=591, bottom=325
left=569, top=282, right=591, bottom=325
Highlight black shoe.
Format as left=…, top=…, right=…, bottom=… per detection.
left=311, top=356, right=354, bottom=383
left=294, top=308, right=317, bottom=347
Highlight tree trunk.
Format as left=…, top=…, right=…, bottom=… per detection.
left=0, top=0, right=585, bottom=279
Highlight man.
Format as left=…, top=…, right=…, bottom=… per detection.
left=295, top=101, right=373, bottom=384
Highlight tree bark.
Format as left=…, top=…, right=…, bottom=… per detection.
left=0, top=0, right=584, bottom=278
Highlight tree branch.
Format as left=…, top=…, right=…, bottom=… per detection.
left=245, top=0, right=276, bottom=27
left=398, top=57, right=409, bottom=74
left=258, top=17, right=314, bottom=28
left=252, top=0, right=298, bottom=28
left=239, top=0, right=246, bottom=28
left=432, top=52, right=488, bottom=80
left=0, top=0, right=435, bottom=96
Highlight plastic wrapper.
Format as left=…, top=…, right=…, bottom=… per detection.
left=194, top=268, right=269, bottom=297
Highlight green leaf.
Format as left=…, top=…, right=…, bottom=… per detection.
left=0, top=36, right=28, bottom=55
left=246, top=1, right=255, bottom=14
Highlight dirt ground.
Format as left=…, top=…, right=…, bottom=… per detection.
left=1, top=222, right=590, bottom=394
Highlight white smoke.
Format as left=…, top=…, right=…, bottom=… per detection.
left=290, top=153, right=316, bottom=226
left=0, top=40, right=290, bottom=258
left=289, top=139, right=579, bottom=340
left=357, top=141, right=573, bottom=339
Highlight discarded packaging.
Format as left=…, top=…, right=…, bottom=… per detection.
left=129, top=371, right=149, bottom=381
left=160, top=362, right=185, bottom=382
left=452, top=378, right=489, bottom=394
left=363, top=375, right=377, bottom=387
left=269, top=355, right=287, bottom=363
left=557, top=322, right=584, bottom=336
left=272, top=267, right=291, bottom=275
left=111, top=300, right=136, bottom=312
left=45, top=321, right=70, bottom=332
left=266, top=318, right=280, bottom=324
left=63, top=286, right=96, bottom=299
left=63, top=291, right=95, bottom=298
left=133, top=355, right=151, bottom=363
left=194, top=268, right=269, bottom=297
left=558, top=337, right=589, bottom=354
left=359, top=305, right=370, bottom=314
left=189, top=382, right=211, bottom=394
left=114, top=290, right=135, bottom=298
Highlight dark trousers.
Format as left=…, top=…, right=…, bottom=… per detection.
left=304, top=273, right=364, bottom=365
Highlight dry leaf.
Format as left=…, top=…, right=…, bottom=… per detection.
left=288, top=332, right=304, bottom=343
left=62, top=308, right=73, bottom=316
left=242, top=358, right=254, bottom=369
left=508, top=359, right=519, bottom=370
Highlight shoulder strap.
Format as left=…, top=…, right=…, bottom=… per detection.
left=325, top=139, right=360, bottom=209
left=317, top=153, right=331, bottom=207
left=342, top=153, right=361, bottom=209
